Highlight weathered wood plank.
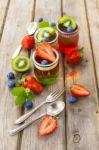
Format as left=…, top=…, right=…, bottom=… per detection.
left=0, top=0, right=35, bottom=150
left=84, top=1, right=99, bottom=92
left=63, top=0, right=99, bottom=149
left=20, top=0, right=66, bottom=150
left=0, top=0, right=10, bottom=40
left=85, top=0, right=99, bottom=136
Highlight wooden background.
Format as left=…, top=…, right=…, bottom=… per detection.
left=0, top=0, right=99, bottom=150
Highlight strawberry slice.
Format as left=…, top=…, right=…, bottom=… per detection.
left=36, top=42, right=56, bottom=62
left=39, top=115, right=58, bottom=136
left=71, top=84, right=90, bottom=97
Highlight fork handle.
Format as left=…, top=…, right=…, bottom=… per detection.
left=14, top=101, right=46, bottom=125
left=10, top=113, right=46, bottom=136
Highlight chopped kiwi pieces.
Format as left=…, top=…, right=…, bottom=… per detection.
left=12, top=56, right=31, bottom=72
left=37, top=27, right=56, bottom=42
left=58, top=15, right=77, bottom=32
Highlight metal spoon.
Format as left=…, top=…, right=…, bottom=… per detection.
left=9, top=101, right=65, bottom=136
left=11, top=22, right=37, bottom=59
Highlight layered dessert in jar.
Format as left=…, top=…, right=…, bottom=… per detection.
left=33, top=42, right=59, bottom=85
left=34, top=27, right=58, bottom=49
left=56, top=15, right=79, bottom=53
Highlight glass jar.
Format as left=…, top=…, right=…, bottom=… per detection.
left=56, top=23, right=79, bottom=53
left=34, top=28, right=58, bottom=49
left=33, top=48, right=59, bottom=85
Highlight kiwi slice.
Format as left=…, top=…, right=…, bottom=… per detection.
left=12, top=56, right=31, bottom=72
left=58, top=16, right=77, bottom=29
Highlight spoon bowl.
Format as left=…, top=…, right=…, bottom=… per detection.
left=47, top=101, right=65, bottom=116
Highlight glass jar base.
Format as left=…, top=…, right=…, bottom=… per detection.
left=35, top=73, right=59, bottom=85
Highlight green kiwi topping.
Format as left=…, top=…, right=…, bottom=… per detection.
left=12, top=56, right=31, bottom=72
left=37, top=27, right=56, bottom=42
left=58, top=15, right=77, bottom=32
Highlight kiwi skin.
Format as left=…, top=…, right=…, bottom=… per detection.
left=12, top=56, right=31, bottom=72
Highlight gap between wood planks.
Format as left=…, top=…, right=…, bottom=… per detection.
left=0, top=0, right=10, bottom=42
left=17, top=1, right=37, bottom=150
left=84, top=0, right=99, bottom=107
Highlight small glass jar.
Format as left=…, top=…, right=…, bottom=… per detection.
left=34, top=28, right=58, bottom=49
left=56, top=23, right=79, bottom=53
left=33, top=48, right=59, bottom=85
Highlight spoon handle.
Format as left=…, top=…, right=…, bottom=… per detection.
left=14, top=101, right=46, bottom=125
left=11, top=44, right=22, bottom=59
left=9, top=113, right=46, bottom=136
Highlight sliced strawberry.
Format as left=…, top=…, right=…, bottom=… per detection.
left=21, top=35, right=35, bottom=49
left=36, top=42, right=56, bottom=62
left=39, top=115, right=58, bottom=136
left=71, top=84, right=90, bottom=97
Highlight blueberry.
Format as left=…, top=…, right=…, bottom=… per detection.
left=41, top=60, right=49, bottom=65
left=38, top=18, right=43, bottom=22
left=7, top=72, right=15, bottom=80
left=67, top=26, right=74, bottom=33
left=43, top=37, right=50, bottom=42
left=50, top=22, right=56, bottom=27
left=8, top=80, right=16, bottom=88
left=69, top=95, right=77, bottom=104
left=25, top=101, right=33, bottom=109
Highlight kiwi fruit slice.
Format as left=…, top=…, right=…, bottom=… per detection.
left=12, top=56, right=31, bottom=72
left=58, top=16, right=77, bottom=29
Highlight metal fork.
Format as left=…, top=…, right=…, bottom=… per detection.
left=15, top=87, right=65, bottom=125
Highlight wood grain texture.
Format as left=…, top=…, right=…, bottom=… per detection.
left=0, top=0, right=35, bottom=150
left=84, top=0, right=99, bottom=90
left=0, top=0, right=10, bottom=40
left=20, top=0, right=66, bottom=150
left=63, top=0, right=99, bottom=149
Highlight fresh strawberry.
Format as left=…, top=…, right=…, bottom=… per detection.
left=22, top=81, right=28, bottom=88
left=39, top=115, right=58, bottom=136
left=22, top=75, right=43, bottom=94
left=65, top=46, right=78, bottom=55
left=71, top=84, right=90, bottom=97
left=21, top=35, right=35, bottom=49
left=31, top=82, right=43, bottom=94
left=36, top=42, right=56, bottom=62
left=26, top=75, right=36, bottom=83
left=66, top=48, right=83, bottom=64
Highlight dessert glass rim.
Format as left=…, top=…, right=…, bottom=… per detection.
left=56, top=23, right=79, bottom=35
left=34, top=28, right=58, bottom=44
left=32, top=48, right=59, bottom=67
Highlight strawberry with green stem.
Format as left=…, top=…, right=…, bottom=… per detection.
left=66, top=48, right=84, bottom=64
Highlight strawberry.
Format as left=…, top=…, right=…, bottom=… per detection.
left=22, top=75, right=43, bottom=94
left=71, top=84, right=90, bottom=97
left=31, top=82, right=43, bottom=94
left=36, top=42, right=56, bottom=62
left=38, top=115, right=58, bottom=136
left=65, top=46, right=78, bottom=55
left=21, top=35, right=35, bottom=49
left=66, top=48, right=83, bottom=64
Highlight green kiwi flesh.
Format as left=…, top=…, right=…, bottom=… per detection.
left=12, top=56, right=31, bottom=72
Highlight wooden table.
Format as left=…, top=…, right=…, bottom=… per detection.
left=0, top=0, right=99, bottom=149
